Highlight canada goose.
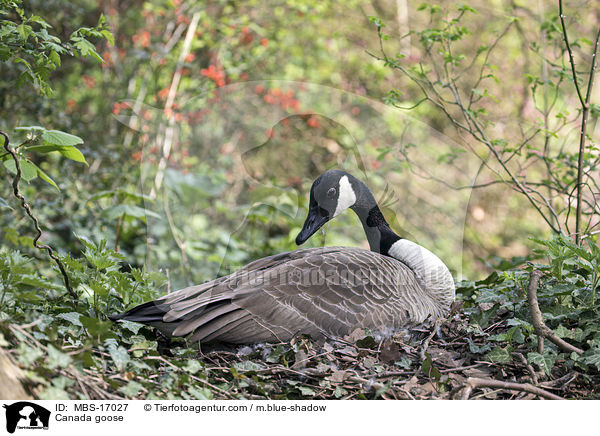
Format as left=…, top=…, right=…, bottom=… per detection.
left=110, top=169, right=455, bottom=343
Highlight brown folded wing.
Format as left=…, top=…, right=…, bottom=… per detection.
left=152, top=246, right=441, bottom=344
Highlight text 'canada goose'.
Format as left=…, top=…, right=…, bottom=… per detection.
left=109, top=170, right=455, bottom=344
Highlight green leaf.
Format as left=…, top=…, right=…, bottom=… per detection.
left=20, top=160, right=38, bottom=181
left=49, top=50, right=61, bottom=67
left=466, top=338, right=491, bottom=354
left=527, top=352, right=556, bottom=376
left=0, top=197, right=12, bottom=209
left=486, top=347, right=512, bottom=363
left=58, top=146, right=87, bottom=164
left=14, top=126, right=46, bottom=132
left=23, top=145, right=63, bottom=153
left=3, top=158, right=38, bottom=182
left=41, top=129, right=83, bottom=146
left=233, top=360, right=263, bottom=372
left=47, top=344, right=73, bottom=369
left=119, top=381, right=143, bottom=397
left=72, top=37, right=103, bottom=62
left=103, top=204, right=161, bottom=222
left=299, top=386, right=316, bottom=396
left=34, top=164, right=59, bottom=189
left=118, top=320, right=144, bottom=334
left=184, top=360, right=204, bottom=374
left=580, top=348, right=600, bottom=370
left=107, top=342, right=130, bottom=371
left=16, top=23, right=32, bottom=40
left=57, top=312, right=83, bottom=327
left=421, top=353, right=442, bottom=380
left=188, top=387, right=213, bottom=400
left=17, top=343, right=44, bottom=366
left=80, top=316, right=113, bottom=338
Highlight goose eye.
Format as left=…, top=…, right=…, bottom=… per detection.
left=327, top=187, right=336, bottom=198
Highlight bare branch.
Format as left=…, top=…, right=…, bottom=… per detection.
left=558, top=0, right=586, bottom=106
left=574, top=26, right=600, bottom=243
left=462, top=377, right=564, bottom=400
left=1, top=131, right=76, bottom=300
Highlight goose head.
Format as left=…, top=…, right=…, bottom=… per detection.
left=295, top=169, right=400, bottom=256
left=295, top=169, right=361, bottom=245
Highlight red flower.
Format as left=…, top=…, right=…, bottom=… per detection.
left=81, top=75, right=95, bottom=89
left=260, top=38, right=268, bottom=47
left=307, top=116, right=320, bottom=128
left=158, top=87, right=170, bottom=100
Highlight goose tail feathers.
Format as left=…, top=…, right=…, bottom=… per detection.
left=109, top=301, right=167, bottom=323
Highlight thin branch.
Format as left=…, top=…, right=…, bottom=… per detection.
left=1, top=131, right=76, bottom=300
left=512, top=351, right=539, bottom=385
left=461, top=377, right=564, bottom=400
left=574, top=26, right=600, bottom=243
left=526, top=270, right=584, bottom=355
left=558, top=0, right=586, bottom=106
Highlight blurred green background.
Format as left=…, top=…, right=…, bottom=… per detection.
left=2, top=0, right=598, bottom=292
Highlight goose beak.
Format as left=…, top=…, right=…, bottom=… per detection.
left=295, top=206, right=329, bottom=245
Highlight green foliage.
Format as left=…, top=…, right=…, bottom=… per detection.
left=457, top=235, right=600, bottom=379
left=1, top=0, right=599, bottom=400
left=0, top=0, right=111, bottom=95
left=371, top=1, right=600, bottom=239
left=2, top=126, right=87, bottom=189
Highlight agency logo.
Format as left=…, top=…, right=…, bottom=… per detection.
left=2, top=402, right=50, bottom=434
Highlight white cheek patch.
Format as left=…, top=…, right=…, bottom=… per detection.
left=334, top=175, right=356, bottom=217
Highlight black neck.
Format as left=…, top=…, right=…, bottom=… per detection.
left=349, top=178, right=400, bottom=255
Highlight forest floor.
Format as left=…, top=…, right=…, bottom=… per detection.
left=2, top=304, right=598, bottom=400
left=165, top=308, right=598, bottom=400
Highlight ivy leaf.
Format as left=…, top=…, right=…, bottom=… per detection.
left=107, top=342, right=130, bottom=371
left=299, top=386, right=316, bottom=396
left=580, top=348, right=600, bottom=370
left=118, top=320, right=144, bottom=334
left=17, top=343, right=44, bottom=366
left=119, top=381, right=143, bottom=397
left=527, top=352, right=556, bottom=376
left=233, top=360, right=263, bottom=372
left=184, top=360, right=204, bottom=374
left=57, top=312, right=83, bottom=327
left=47, top=344, right=73, bottom=369
left=486, top=347, right=512, bottom=363
left=188, top=387, right=213, bottom=400
left=466, top=338, right=491, bottom=354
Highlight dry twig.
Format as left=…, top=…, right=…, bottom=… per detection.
left=461, top=377, right=563, bottom=400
